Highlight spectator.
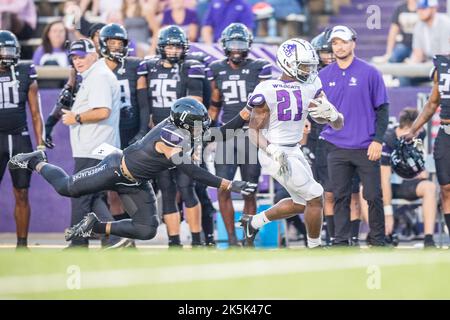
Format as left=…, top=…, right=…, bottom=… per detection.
left=381, top=0, right=418, bottom=63
left=122, top=0, right=156, bottom=56
left=380, top=107, right=437, bottom=248
left=80, top=0, right=123, bottom=18
left=201, top=0, right=254, bottom=44
left=410, top=0, right=450, bottom=63
left=32, top=20, right=69, bottom=67
left=0, top=0, right=37, bottom=59
left=267, top=0, right=304, bottom=39
left=161, top=0, right=200, bottom=42
left=63, top=0, right=99, bottom=40
left=319, top=26, right=389, bottom=246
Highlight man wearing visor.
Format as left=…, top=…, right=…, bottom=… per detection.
left=319, top=25, right=389, bottom=247
left=0, top=30, right=44, bottom=249
left=59, top=38, right=122, bottom=249
left=207, top=23, right=272, bottom=247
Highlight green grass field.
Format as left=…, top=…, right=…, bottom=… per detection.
left=1, top=248, right=449, bottom=299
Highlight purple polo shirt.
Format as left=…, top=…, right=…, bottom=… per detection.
left=203, top=0, right=254, bottom=42
left=319, top=57, right=388, bottom=149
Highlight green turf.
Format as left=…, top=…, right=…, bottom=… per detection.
left=0, top=248, right=449, bottom=299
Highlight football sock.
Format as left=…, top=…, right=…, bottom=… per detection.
left=351, top=219, right=361, bottom=239
left=251, top=211, right=270, bottom=229
left=169, top=235, right=181, bottom=246
left=325, top=215, right=335, bottom=238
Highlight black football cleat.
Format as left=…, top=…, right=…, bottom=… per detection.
left=240, top=214, right=259, bottom=247
left=8, top=150, right=47, bottom=170
left=65, top=212, right=99, bottom=241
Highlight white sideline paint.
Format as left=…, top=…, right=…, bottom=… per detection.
left=0, top=252, right=449, bottom=296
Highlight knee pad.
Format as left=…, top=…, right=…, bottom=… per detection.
left=135, top=224, right=157, bottom=240
left=179, top=186, right=199, bottom=208
left=161, top=191, right=178, bottom=214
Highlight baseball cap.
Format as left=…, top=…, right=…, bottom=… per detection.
left=328, top=25, right=356, bottom=42
left=417, top=0, right=438, bottom=9
left=68, top=39, right=96, bottom=57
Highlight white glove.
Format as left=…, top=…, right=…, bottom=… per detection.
left=309, top=97, right=339, bottom=122
left=266, top=144, right=291, bottom=176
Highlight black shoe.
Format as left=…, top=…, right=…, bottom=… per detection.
left=103, top=238, right=137, bottom=250
left=62, top=243, right=89, bottom=251
left=65, top=212, right=99, bottom=241
left=350, top=237, right=360, bottom=247
left=240, top=214, right=259, bottom=247
left=8, top=150, right=47, bottom=170
left=424, top=235, right=436, bottom=249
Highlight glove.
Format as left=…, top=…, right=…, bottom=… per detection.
left=266, top=144, right=291, bottom=176
left=128, top=130, right=147, bottom=145
left=44, top=133, right=55, bottom=149
left=36, top=144, right=46, bottom=152
left=301, top=146, right=315, bottom=167
left=228, top=181, right=258, bottom=196
left=309, top=97, right=339, bottom=122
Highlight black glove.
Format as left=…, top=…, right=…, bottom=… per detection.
left=44, top=133, right=55, bottom=149
left=229, top=181, right=258, bottom=196
left=128, top=130, right=147, bottom=145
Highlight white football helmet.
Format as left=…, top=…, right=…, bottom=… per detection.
left=276, top=38, right=319, bottom=84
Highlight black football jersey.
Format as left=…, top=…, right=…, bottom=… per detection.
left=207, top=58, right=271, bottom=123
left=0, top=62, right=37, bottom=134
left=111, top=57, right=145, bottom=130
left=142, top=57, right=205, bottom=125
left=123, top=119, right=192, bottom=181
left=433, top=55, right=450, bottom=120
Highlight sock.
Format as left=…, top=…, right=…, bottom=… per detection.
left=351, top=219, right=361, bottom=239
left=28, top=157, right=42, bottom=171
left=325, top=215, right=335, bottom=239
left=251, top=211, right=270, bottom=229
left=169, top=235, right=181, bottom=246
left=92, top=221, right=106, bottom=234
left=307, top=236, right=322, bottom=248
left=113, top=212, right=130, bottom=221
left=445, top=214, right=450, bottom=233
left=191, top=232, right=201, bottom=245
left=17, top=237, right=27, bottom=247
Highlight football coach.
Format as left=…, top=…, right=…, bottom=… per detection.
left=318, top=26, right=389, bottom=246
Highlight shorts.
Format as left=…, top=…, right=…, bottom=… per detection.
left=214, top=134, right=261, bottom=184
left=0, top=130, right=33, bottom=189
left=433, top=127, right=450, bottom=185
left=258, top=145, right=323, bottom=205
left=392, top=179, right=424, bottom=201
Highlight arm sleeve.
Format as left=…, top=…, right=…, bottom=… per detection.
left=137, top=88, right=150, bottom=133
left=174, top=158, right=222, bottom=188
left=207, top=112, right=247, bottom=143
left=374, top=103, right=390, bottom=143
left=186, top=66, right=204, bottom=97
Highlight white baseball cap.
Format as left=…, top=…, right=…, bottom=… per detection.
left=328, top=25, right=356, bottom=42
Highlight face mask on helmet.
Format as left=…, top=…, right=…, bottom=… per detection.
left=390, top=139, right=425, bottom=179
left=225, top=39, right=249, bottom=64
left=162, top=43, right=185, bottom=64
left=0, top=46, right=19, bottom=67
left=105, top=38, right=127, bottom=60
left=290, top=61, right=318, bottom=84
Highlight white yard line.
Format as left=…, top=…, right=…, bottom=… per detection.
left=0, top=252, right=449, bottom=296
